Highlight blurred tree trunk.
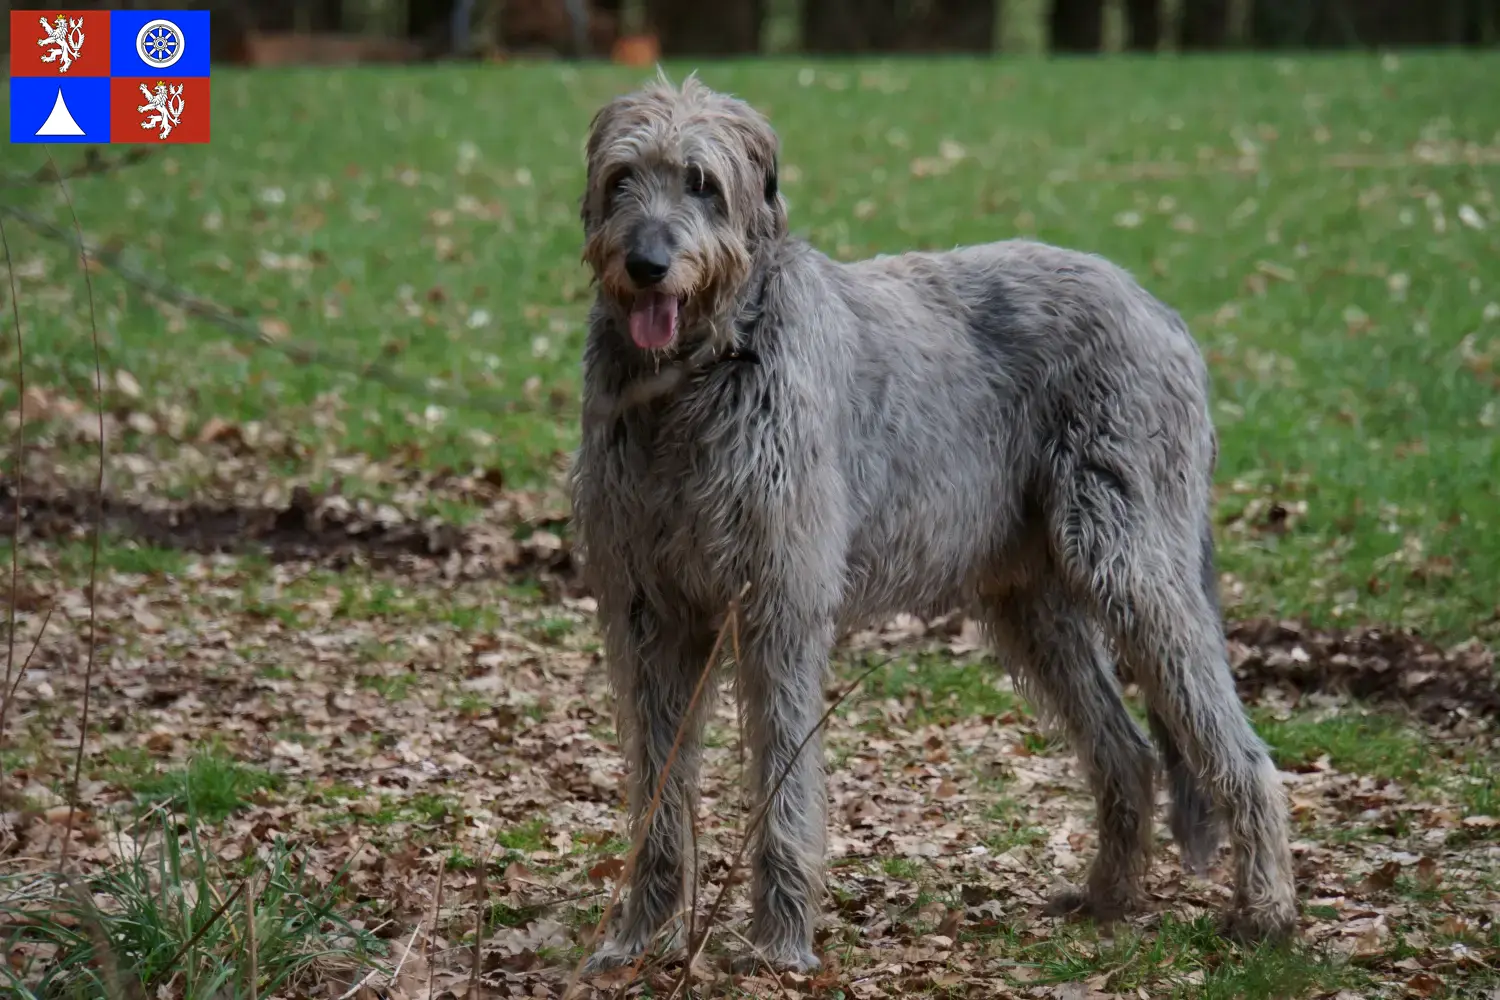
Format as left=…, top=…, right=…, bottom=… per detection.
left=1049, top=0, right=1104, bottom=51
left=648, top=0, right=763, bottom=54
left=1248, top=0, right=1350, bottom=47
left=1179, top=0, right=1230, bottom=48
left=1250, top=0, right=1488, bottom=47
left=801, top=0, right=900, bottom=53
left=912, top=0, right=999, bottom=52
left=1458, top=0, right=1500, bottom=44
left=408, top=0, right=457, bottom=45
left=244, top=0, right=299, bottom=31
left=302, top=0, right=343, bottom=31
left=1124, top=0, right=1160, bottom=50
left=1349, top=0, right=1457, bottom=45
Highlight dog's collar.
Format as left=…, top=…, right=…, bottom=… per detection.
left=720, top=343, right=760, bottom=365
left=714, top=264, right=771, bottom=367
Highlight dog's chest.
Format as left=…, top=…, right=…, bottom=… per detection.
left=583, top=373, right=782, bottom=606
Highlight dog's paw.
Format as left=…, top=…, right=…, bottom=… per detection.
left=729, top=947, right=821, bottom=976
left=1218, top=902, right=1299, bottom=946
left=1043, top=884, right=1144, bottom=925
left=580, top=943, right=645, bottom=977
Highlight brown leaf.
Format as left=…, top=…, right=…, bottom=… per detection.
left=1405, top=972, right=1443, bottom=997
left=1363, top=860, right=1402, bottom=892
left=197, top=416, right=240, bottom=444
left=588, top=857, right=625, bottom=884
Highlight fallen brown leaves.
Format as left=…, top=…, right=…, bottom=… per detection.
left=2, top=451, right=1498, bottom=997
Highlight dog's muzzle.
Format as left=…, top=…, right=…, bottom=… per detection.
left=623, top=223, right=679, bottom=350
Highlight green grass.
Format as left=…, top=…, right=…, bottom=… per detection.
left=103, top=746, right=282, bottom=823
left=496, top=816, right=549, bottom=854
left=991, top=914, right=1362, bottom=999
left=0, top=537, right=191, bottom=580
left=0, top=813, right=384, bottom=1000
left=353, top=791, right=456, bottom=827
left=1254, top=708, right=1432, bottom=783
left=860, top=651, right=1021, bottom=724
left=4, top=53, right=1499, bottom=639
left=1461, top=758, right=1500, bottom=818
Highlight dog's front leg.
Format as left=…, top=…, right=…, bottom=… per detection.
left=734, top=603, right=833, bottom=973
left=585, top=597, right=717, bottom=973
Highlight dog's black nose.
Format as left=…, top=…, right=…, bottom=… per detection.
left=625, top=245, right=671, bottom=288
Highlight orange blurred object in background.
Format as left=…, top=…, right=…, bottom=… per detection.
left=611, top=34, right=660, bottom=67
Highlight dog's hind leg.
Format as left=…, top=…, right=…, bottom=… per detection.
left=1146, top=707, right=1223, bottom=876
left=985, top=585, right=1156, bottom=923
left=583, top=596, right=718, bottom=973
left=1046, top=459, right=1297, bottom=943
left=1143, top=512, right=1229, bottom=875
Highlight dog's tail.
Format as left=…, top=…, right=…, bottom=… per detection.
left=1146, top=514, right=1225, bottom=876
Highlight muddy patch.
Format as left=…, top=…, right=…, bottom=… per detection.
left=0, top=482, right=573, bottom=581
left=1227, top=618, right=1499, bottom=725
left=5, top=482, right=1496, bottom=721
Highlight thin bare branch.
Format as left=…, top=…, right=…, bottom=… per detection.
left=469, top=840, right=493, bottom=999
left=247, top=871, right=261, bottom=1000
left=59, top=871, right=141, bottom=1000
left=0, top=147, right=154, bottom=189
left=673, top=652, right=891, bottom=995
left=0, top=203, right=515, bottom=421
left=153, top=870, right=253, bottom=988
left=428, top=855, right=447, bottom=1000
left=1, top=602, right=55, bottom=748
left=45, top=145, right=105, bottom=875
left=0, top=209, right=26, bottom=761
left=562, top=584, right=746, bottom=1000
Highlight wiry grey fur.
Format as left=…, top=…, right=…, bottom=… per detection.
left=569, top=72, right=1298, bottom=974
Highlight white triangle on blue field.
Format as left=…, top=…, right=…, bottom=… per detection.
left=35, top=89, right=86, bottom=137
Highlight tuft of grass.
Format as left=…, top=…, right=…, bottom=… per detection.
left=982, top=795, right=1048, bottom=853
left=496, top=816, right=549, bottom=854
left=880, top=856, right=923, bottom=880
left=1254, top=709, right=1431, bottom=783
left=110, top=747, right=281, bottom=823
left=0, top=814, right=385, bottom=999
left=1011, top=914, right=1361, bottom=998
left=1460, top=757, right=1500, bottom=819
left=526, top=615, right=576, bottom=644
left=354, top=792, right=456, bottom=828
left=356, top=671, right=420, bottom=702
left=1191, top=940, right=1355, bottom=1000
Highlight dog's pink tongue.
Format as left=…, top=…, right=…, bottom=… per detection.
left=628, top=292, right=678, bottom=350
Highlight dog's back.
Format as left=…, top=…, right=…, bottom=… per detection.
left=788, top=237, right=1213, bottom=627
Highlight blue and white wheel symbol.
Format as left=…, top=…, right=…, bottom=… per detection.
left=136, top=18, right=185, bottom=69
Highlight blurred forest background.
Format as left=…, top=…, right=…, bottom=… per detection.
left=4, top=0, right=1498, bottom=68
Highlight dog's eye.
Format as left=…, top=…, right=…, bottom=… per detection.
left=606, top=167, right=632, bottom=196
left=685, top=163, right=717, bottom=199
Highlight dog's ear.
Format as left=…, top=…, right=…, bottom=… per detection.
left=737, top=113, right=786, bottom=239
left=580, top=98, right=626, bottom=234
left=758, top=149, right=787, bottom=239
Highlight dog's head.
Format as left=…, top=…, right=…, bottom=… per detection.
left=580, top=71, right=786, bottom=355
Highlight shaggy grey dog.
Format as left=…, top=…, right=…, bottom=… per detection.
left=568, top=72, right=1297, bottom=974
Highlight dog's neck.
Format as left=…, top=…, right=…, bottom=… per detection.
left=584, top=249, right=779, bottom=423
